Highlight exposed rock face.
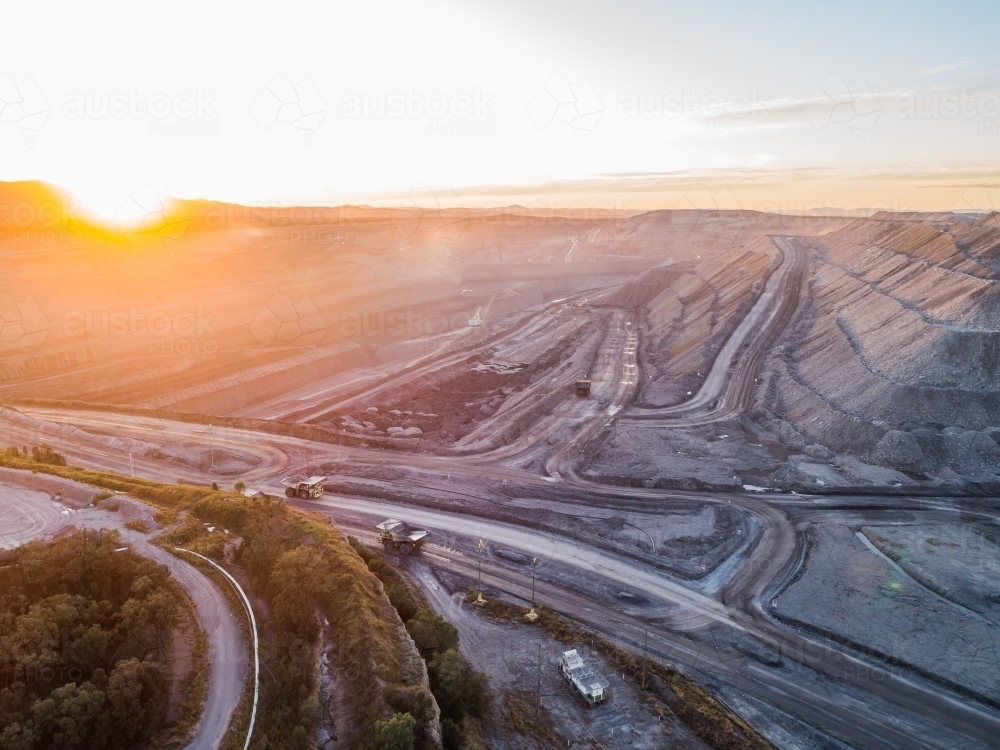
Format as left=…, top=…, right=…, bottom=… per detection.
left=873, top=430, right=925, bottom=473
left=639, top=238, right=777, bottom=407
left=756, top=213, right=1000, bottom=482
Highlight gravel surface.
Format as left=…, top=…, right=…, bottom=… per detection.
left=777, top=523, right=1000, bottom=705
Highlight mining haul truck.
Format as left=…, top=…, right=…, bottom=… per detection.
left=559, top=649, right=609, bottom=704
left=281, top=475, right=326, bottom=499
left=376, top=518, right=429, bottom=555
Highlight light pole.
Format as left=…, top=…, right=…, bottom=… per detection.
left=474, top=539, right=486, bottom=606
left=525, top=557, right=539, bottom=621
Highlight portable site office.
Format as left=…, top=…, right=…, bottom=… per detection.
left=559, top=649, right=609, bottom=704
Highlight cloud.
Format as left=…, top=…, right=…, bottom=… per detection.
left=918, top=61, right=971, bottom=77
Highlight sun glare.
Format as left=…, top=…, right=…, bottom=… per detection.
left=69, top=183, right=143, bottom=229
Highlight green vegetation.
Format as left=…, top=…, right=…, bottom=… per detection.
left=375, top=712, right=416, bottom=750
left=0, top=530, right=183, bottom=750
left=0, top=452, right=436, bottom=750
left=349, top=537, right=491, bottom=750
left=5, top=444, right=66, bottom=466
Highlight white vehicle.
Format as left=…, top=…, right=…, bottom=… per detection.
left=559, top=649, right=609, bottom=704
left=280, top=475, right=326, bottom=499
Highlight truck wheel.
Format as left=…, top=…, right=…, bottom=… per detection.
left=285, top=488, right=295, bottom=498
left=399, top=543, right=413, bottom=556
left=383, top=540, right=394, bottom=553
left=298, top=489, right=309, bottom=499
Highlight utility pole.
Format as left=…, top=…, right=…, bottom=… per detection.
left=129, top=453, right=135, bottom=478
left=531, top=557, right=537, bottom=608
left=536, top=642, right=542, bottom=719
left=641, top=628, right=648, bottom=689
left=478, top=539, right=485, bottom=591
left=525, top=558, right=539, bottom=621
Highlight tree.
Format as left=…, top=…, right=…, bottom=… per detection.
left=427, top=649, right=491, bottom=720
left=234, top=481, right=246, bottom=493
left=440, top=717, right=462, bottom=750
left=374, top=712, right=415, bottom=750
left=30, top=444, right=66, bottom=466
left=31, top=679, right=107, bottom=749
left=405, top=610, right=458, bottom=657
left=106, top=658, right=166, bottom=745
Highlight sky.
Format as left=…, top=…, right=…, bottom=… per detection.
left=2, top=0, right=1000, bottom=222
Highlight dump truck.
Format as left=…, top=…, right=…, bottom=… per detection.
left=280, top=475, right=326, bottom=499
left=575, top=378, right=592, bottom=397
left=376, top=518, right=429, bottom=555
left=559, top=649, right=609, bottom=704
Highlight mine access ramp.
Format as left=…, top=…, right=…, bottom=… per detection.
left=281, top=475, right=326, bottom=499
left=559, top=649, right=609, bottom=704
left=377, top=518, right=429, bottom=555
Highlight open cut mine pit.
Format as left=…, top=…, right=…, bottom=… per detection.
left=3, top=192, right=1000, bottom=750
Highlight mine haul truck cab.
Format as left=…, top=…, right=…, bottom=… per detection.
left=376, top=518, right=429, bottom=556
left=281, top=475, right=326, bottom=499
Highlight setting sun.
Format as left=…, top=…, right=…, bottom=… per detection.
left=2, top=3, right=1000, bottom=750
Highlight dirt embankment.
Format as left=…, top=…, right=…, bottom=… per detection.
left=315, top=315, right=598, bottom=452
left=637, top=240, right=777, bottom=408
left=752, top=214, right=1000, bottom=487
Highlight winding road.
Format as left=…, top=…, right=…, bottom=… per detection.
left=6, top=234, right=1000, bottom=749
left=0, top=471, right=247, bottom=750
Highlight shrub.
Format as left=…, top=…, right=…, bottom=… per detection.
left=30, top=444, right=66, bottom=466
left=405, top=610, right=459, bottom=657
left=440, top=717, right=462, bottom=750
left=373, top=712, right=415, bottom=750
left=385, top=583, right=419, bottom=623
left=427, top=649, right=491, bottom=721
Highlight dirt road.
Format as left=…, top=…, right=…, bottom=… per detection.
left=0, top=472, right=247, bottom=750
